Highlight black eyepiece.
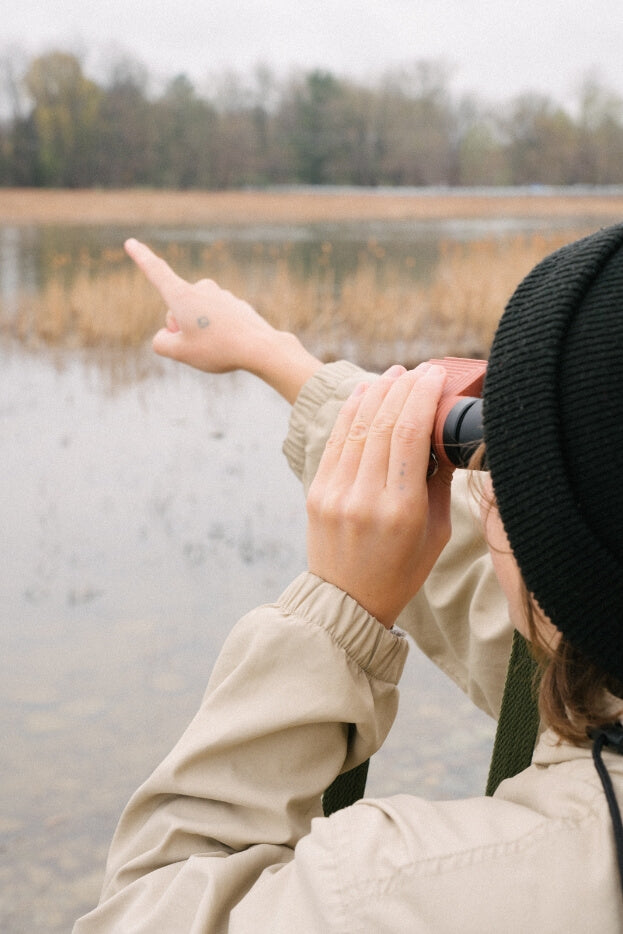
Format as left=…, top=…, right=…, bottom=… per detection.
left=442, top=397, right=484, bottom=468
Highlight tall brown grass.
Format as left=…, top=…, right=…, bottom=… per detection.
left=9, top=266, right=166, bottom=349
left=1, top=229, right=589, bottom=369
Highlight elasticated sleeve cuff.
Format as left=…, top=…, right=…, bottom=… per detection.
left=277, top=572, right=409, bottom=685
left=283, top=360, right=363, bottom=481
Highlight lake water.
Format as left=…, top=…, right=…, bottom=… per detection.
left=1, top=212, right=607, bottom=932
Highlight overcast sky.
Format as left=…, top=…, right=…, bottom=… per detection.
left=5, top=0, right=623, bottom=107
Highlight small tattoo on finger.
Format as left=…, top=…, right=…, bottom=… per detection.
left=197, top=316, right=210, bottom=328
left=399, top=461, right=406, bottom=489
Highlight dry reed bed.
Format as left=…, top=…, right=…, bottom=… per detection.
left=2, top=231, right=589, bottom=366
left=1, top=188, right=623, bottom=226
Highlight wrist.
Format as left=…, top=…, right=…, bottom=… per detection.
left=247, top=329, right=323, bottom=405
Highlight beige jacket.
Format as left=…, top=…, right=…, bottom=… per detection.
left=75, top=362, right=623, bottom=933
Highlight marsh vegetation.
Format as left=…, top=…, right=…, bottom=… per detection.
left=2, top=188, right=618, bottom=369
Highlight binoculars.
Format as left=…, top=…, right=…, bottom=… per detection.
left=429, top=357, right=487, bottom=470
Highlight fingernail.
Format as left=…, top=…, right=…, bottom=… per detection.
left=383, top=364, right=405, bottom=378
left=421, top=363, right=446, bottom=382
left=351, top=382, right=368, bottom=397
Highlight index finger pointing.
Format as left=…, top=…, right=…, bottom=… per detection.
left=124, top=239, right=187, bottom=304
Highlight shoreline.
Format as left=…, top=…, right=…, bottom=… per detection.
left=1, top=187, right=623, bottom=226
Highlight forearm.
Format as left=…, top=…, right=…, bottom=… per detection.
left=283, top=362, right=513, bottom=718
left=76, top=574, right=407, bottom=931
left=124, top=239, right=323, bottom=403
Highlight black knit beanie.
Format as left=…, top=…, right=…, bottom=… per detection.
left=483, top=223, right=623, bottom=684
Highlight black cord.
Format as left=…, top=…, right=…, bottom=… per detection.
left=589, top=725, right=623, bottom=896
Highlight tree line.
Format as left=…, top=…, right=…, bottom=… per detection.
left=1, top=49, right=622, bottom=189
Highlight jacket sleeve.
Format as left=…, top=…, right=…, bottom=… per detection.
left=73, top=573, right=408, bottom=933
left=283, top=361, right=512, bottom=719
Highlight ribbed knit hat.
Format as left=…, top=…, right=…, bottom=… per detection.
left=483, top=223, right=623, bottom=683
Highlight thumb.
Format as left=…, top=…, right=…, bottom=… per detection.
left=165, top=309, right=180, bottom=333
left=152, top=326, right=182, bottom=360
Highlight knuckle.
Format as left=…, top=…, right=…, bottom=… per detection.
left=341, top=494, right=373, bottom=531
left=347, top=420, right=369, bottom=443
left=324, top=431, right=345, bottom=450
left=306, top=477, right=325, bottom=509
left=306, top=484, right=319, bottom=512
left=369, top=415, right=396, bottom=437
left=384, top=502, right=407, bottom=530
left=378, top=503, right=408, bottom=539
left=306, top=497, right=320, bottom=523
left=394, top=419, right=427, bottom=446
left=195, top=278, right=220, bottom=300
left=307, top=487, right=340, bottom=524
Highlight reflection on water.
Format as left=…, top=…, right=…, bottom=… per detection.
left=1, top=215, right=606, bottom=380
left=0, top=348, right=309, bottom=930
left=0, top=210, right=600, bottom=296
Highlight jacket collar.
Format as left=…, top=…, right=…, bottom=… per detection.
left=533, top=726, right=623, bottom=773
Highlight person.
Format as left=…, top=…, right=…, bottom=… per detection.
left=74, top=225, right=623, bottom=932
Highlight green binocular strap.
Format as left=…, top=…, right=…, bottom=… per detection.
left=322, top=757, right=369, bottom=817
left=323, top=630, right=539, bottom=816
left=485, top=630, right=540, bottom=796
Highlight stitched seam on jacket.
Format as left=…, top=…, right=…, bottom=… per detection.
left=344, top=803, right=603, bottom=900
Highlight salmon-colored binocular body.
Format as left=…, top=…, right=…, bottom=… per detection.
left=428, top=357, right=487, bottom=469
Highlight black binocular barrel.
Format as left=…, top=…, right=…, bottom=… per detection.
left=442, top=397, right=484, bottom=468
